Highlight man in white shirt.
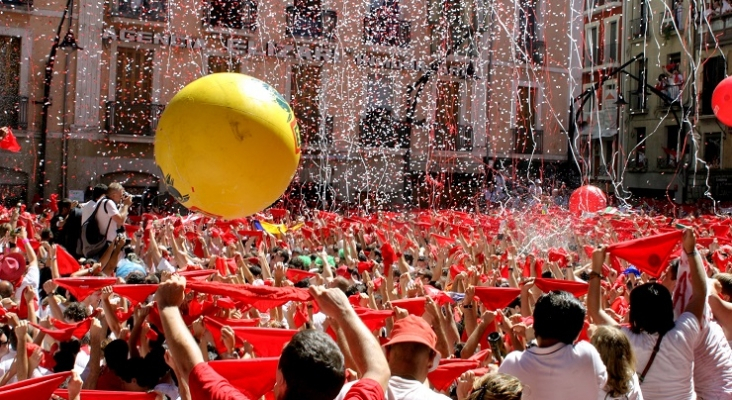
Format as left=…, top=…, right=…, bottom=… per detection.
left=95, top=182, right=132, bottom=243
left=81, top=184, right=108, bottom=225
left=498, top=291, right=607, bottom=400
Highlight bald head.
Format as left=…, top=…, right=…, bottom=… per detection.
left=0, top=281, right=13, bottom=299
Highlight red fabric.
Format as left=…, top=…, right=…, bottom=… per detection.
left=354, top=306, right=393, bottom=332
left=427, top=360, right=480, bottom=391
left=0, top=127, right=21, bottom=153
left=203, top=317, right=246, bottom=354
left=208, top=358, right=278, bottom=399
left=229, top=327, right=297, bottom=357
left=286, top=269, right=316, bottom=282
left=0, top=371, right=71, bottom=400
left=188, top=363, right=253, bottom=400
left=56, top=245, right=81, bottom=275
left=606, top=231, right=683, bottom=278
left=473, top=287, right=521, bottom=310
left=381, top=243, right=397, bottom=275
left=431, top=233, right=456, bottom=247
left=31, top=317, right=93, bottom=342
left=390, top=297, right=426, bottom=316
left=548, top=248, right=569, bottom=267
left=26, top=342, right=56, bottom=370
left=48, top=194, right=59, bottom=213
left=215, top=257, right=238, bottom=276
left=449, top=264, right=466, bottom=279
left=342, top=378, right=384, bottom=400
left=54, top=277, right=117, bottom=301
left=52, top=390, right=157, bottom=399
left=112, top=284, right=158, bottom=305
left=179, top=269, right=215, bottom=280
left=357, top=261, right=373, bottom=274
left=423, top=285, right=455, bottom=306
left=186, top=281, right=312, bottom=312
left=534, top=278, right=589, bottom=298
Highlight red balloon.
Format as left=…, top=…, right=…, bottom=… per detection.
left=569, top=185, right=607, bottom=215
left=712, top=76, right=732, bottom=127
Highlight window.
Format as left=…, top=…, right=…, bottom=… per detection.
left=112, top=47, right=155, bottom=135
left=633, top=127, right=647, bottom=168
left=360, top=74, right=397, bottom=147
left=435, top=80, right=460, bottom=148
left=290, top=64, right=323, bottom=149
left=206, top=0, right=257, bottom=31
left=630, top=0, right=648, bottom=38
left=585, top=25, right=600, bottom=66
left=286, top=0, right=337, bottom=39
left=704, top=132, right=722, bottom=168
left=208, top=56, right=241, bottom=73
left=702, top=56, right=726, bottom=115
left=0, top=36, right=22, bottom=129
left=629, top=58, right=647, bottom=111
left=429, top=0, right=476, bottom=57
left=514, top=85, right=541, bottom=153
left=662, top=125, right=680, bottom=167
left=364, top=0, right=411, bottom=47
left=604, top=20, right=618, bottom=64
left=113, top=0, right=168, bottom=22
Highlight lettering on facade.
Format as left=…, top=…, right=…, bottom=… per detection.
left=103, top=28, right=205, bottom=49
left=225, top=39, right=337, bottom=62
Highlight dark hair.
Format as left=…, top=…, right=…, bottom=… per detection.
left=118, top=357, right=154, bottom=388
left=294, top=279, right=311, bottom=289
left=249, top=265, right=262, bottom=278
left=715, top=273, right=732, bottom=298
left=345, top=283, right=367, bottom=297
left=63, top=302, right=89, bottom=322
left=403, top=253, right=414, bottom=264
left=289, top=257, right=305, bottom=270
left=272, top=247, right=290, bottom=264
left=104, top=339, right=130, bottom=373
left=58, top=199, right=72, bottom=211
left=628, top=283, right=675, bottom=335
left=332, top=277, right=350, bottom=294
left=144, top=274, right=160, bottom=285
left=532, top=291, right=586, bottom=344
left=92, top=184, right=108, bottom=200
left=40, top=228, right=53, bottom=242
left=126, top=271, right=146, bottom=284
left=279, top=330, right=345, bottom=400
left=53, top=339, right=81, bottom=373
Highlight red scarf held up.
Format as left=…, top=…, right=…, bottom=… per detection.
left=353, top=306, right=394, bottom=333
left=208, top=358, right=279, bottom=400
left=52, top=390, right=157, bottom=399
left=473, top=287, right=522, bottom=310
left=390, top=297, right=426, bottom=316
left=427, top=360, right=480, bottom=392
left=112, top=284, right=159, bottom=305
left=203, top=316, right=247, bottom=354
left=56, top=245, right=81, bottom=275
left=0, top=371, right=71, bottom=400
left=286, top=268, right=316, bottom=282
left=31, top=316, right=93, bottom=342
left=606, top=230, right=683, bottom=278
left=186, top=281, right=312, bottom=312
left=54, top=277, right=118, bottom=301
left=533, top=278, right=589, bottom=298
left=229, top=327, right=297, bottom=357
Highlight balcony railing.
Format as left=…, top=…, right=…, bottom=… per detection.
left=513, top=127, right=543, bottom=154
left=603, top=42, right=618, bottom=64
left=359, top=111, right=410, bottom=149
left=630, top=17, right=647, bottom=39
left=433, top=124, right=474, bottom=152
left=628, top=91, right=647, bottom=113
left=707, top=13, right=732, bottom=45
left=105, top=101, right=164, bottom=136
left=285, top=6, right=337, bottom=40
left=0, top=0, right=32, bottom=9
left=0, top=95, right=28, bottom=130
left=204, top=0, right=257, bottom=31
left=302, top=115, right=334, bottom=153
left=363, top=15, right=411, bottom=47
left=660, top=11, right=684, bottom=37
left=111, top=0, right=168, bottom=22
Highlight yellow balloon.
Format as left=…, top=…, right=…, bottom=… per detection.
left=155, top=73, right=301, bottom=220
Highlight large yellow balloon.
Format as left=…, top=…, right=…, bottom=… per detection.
left=155, top=73, right=301, bottom=220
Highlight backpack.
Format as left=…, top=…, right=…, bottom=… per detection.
left=81, top=199, right=112, bottom=258
left=60, top=207, right=83, bottom=258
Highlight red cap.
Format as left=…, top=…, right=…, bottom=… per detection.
left=382, top=315, right=438, bottom=353
left=336, top=265, right=351, bottom=279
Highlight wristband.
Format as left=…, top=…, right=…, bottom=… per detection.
left=21, top=239, right=30, bottom=246
left=461, top=303, right=473, bottom=309
left=685, top=249, right=698, bottom=256
left=588, top=271, right=603, bottom=280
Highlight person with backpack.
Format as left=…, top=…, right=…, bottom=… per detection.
left=82, top=183, right=132, bottom=259
left=51, top=199, right=83, bottom=259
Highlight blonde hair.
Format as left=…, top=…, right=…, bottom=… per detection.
left=591, top=325, right=636, bottom=397
left=467, top=373, right=523, bottom=400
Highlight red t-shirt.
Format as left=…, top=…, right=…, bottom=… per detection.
left=188, top=363, right=384, bottom=400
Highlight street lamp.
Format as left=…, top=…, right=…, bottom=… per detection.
left=36, top=0, right=82, bottom=200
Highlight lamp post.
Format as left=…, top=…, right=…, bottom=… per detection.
left=36, top=0, right=81, bottom=200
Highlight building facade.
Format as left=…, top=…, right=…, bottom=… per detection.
left=0, top=0, right=580, bottom=211
left=618, top=0, right=732, bottom=203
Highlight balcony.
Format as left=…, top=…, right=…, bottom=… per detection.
left=707, top=13, right=732, bottom=45
left=627, top=91, right=648, bottom=114
left=204, top=0, right=257, bottom=31
left=433, top=124, right=474, bottom=152
left=660, top=11, right=684, bottom=38
left=363, top=15, right=411, bottom=48
left=603, top=42, right=618, bottom=64
left=0, top=0, right=32, bottom=9
left=513, top=127, right=543, bottom=154
left=285, top=6, right=337, bottom=40
left=0, top=95, right=28, bottom=130
left=302, top=115, right=334, bottom=153
left=111, top=0, right=167, bottom=22
left=630, top=17, right=647, bottom=39
left=517, top=39, right=545, bottom=65
left=105, top=101, right=164, bottom=136
left=359, top=110, right=410, bottom=149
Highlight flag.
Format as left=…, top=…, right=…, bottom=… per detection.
left=0, top=127, right=20, bottom=153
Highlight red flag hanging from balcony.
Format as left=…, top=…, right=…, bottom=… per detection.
left=0, top=127, right=20, bottom=153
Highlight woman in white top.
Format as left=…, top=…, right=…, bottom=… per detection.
left=588, top=229, right=707, bottom=400
left=591, top=326, right=643, bottom=400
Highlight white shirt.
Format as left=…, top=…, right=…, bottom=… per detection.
left=337, top=376, right=450, bottom=400
left=599, top=373, right=644, bottom=400
left=95, top=199, right=120, bottom=242
left=693, top=320, right=732, bottom=399
left=498, top=341, right=607, bottom=400
left=622, top=312, right=700, bottom=400
left=14, top=263, right=39, bottom=303
left=80, top=200, right=97, bottom=225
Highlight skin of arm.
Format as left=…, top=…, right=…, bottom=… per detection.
left=460, top=311, right=494, bottom=359
left=587, top=247, right=620, bottom=326
left=15, top=321, right=29, bottom=381
left=83, top=319, right=104, bottom=389
left=683, top=230, right=708, bottom=322
left=462, top=285, right=477, bottom=338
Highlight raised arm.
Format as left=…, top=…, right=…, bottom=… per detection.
left=309, top=286, right=390, bottom=392
left=683, top=229, right=708, bottom=322
left=587, top=247, right=619, bottom=326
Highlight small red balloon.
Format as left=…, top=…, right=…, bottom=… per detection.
left=569, top=185, right=607, bottom=215
left=712, top=75, right=732, bottom=127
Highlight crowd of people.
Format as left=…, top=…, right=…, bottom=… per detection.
left=0, top=180, right=731, bottom=399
